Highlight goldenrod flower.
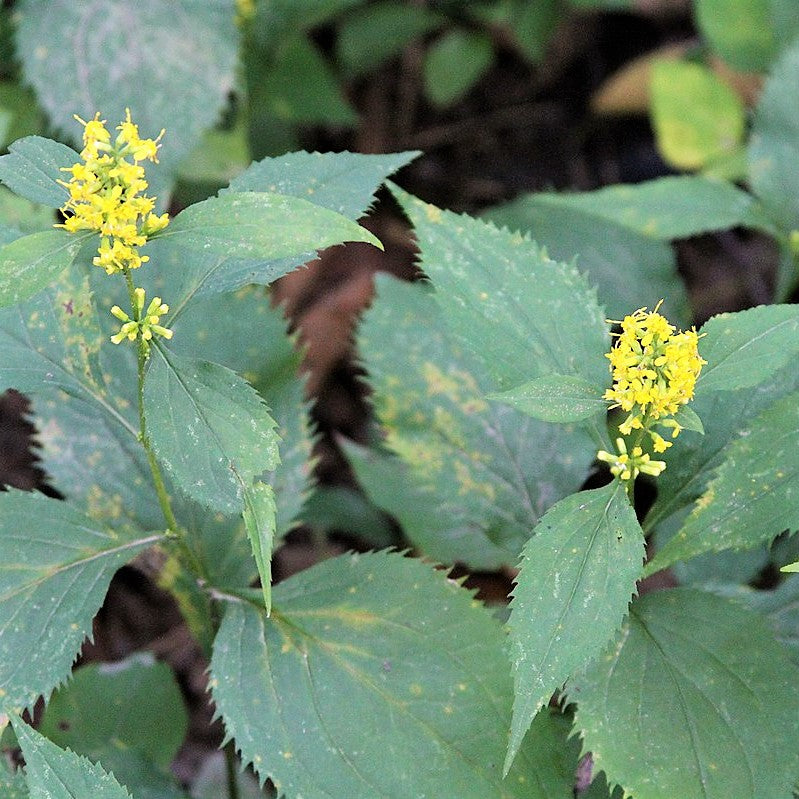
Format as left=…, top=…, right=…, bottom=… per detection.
left=598, top=302, right=704, bottom=482
left=604, top=302, right=705, bottom=449
left=110, top=288, right=173, bottom=352
left=57, top=110, right=168, bottom=275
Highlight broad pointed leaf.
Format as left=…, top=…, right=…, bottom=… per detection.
left=571, top=588, right=799, bottom=799
left=242, top=481, right=276, bottom=614
left=147, top=191, right=381, bottom=264
left=0, top=491, right=161, bottom=711
left=210, top=551, right=581, bottom=799
left=12, top=717, right=133, bottom=799
left=501, top=177, right=771, bottom=240
left=481, top=191, right=686, bottom=323
left=16, top=0, right=239, bottom=183
left=644, top=362, right=799, bottom=531
left=357, top=275, right=596, bottom=569
left=505, top=481, right=644, bottom=772
left=174, top=149, right=414, bottom=298
left=489, top=374, right=608, bottom=423
left=144, top=347, right=280, bottom=514
left=646, top=390, right=799, bottom=574
left=0, top=230, right=90, bottom=307
left=391, top=186, right=610, bottom=391
left=0, top=136, right=77, bottom=207
left=696, top=304, right=799, bottom=393
left=226, top=150, right=418, bottom=217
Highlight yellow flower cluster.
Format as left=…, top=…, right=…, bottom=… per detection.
left=58, top=110, right=169, bottom=275
left=597, top=303, right=704, bottom=482
left=603, top=303, right=705, bottom=452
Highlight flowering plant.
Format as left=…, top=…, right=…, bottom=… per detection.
left=1, top=30, right=799, bottom=799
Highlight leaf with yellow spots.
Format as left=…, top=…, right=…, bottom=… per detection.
left=356, top=275, right=595, bottom=569
left=646, top=390, right=799, bottom=576
left=390, top=184, right=611, bottom=389
left=210, top=550, right=581, bottom=798
left=570, top=589, right=799, bottom=799
left=0, top=490, right=162, bottom=712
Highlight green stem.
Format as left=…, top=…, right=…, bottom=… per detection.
left=122, top=271, right=208, bottom=582
left=122, top=272, right=239, bottom=799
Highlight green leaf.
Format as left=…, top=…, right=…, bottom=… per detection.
left=651, top=59, right=745, bottom=171
left=261, top=34, right=356, bottom=125
left=227, top=150, right=418, bottom=218
left=672, top=404, right=704, bottom=435
left=37, top=654, right=187, bottom=770
left=571, top=588, right=799, bottom=799
left=644, top=361, right=799, bottom=531
left=749, top=37, right=799, bottom=232
left=505, top=481, right=644, bottom=773
left=645, top=390, right=799, bottom=575
left=0, top=230, right=90, bottom=307
left=502, top=177, right=772, bottom=240
left=337, top=2, right=443, bottom=75
left=15, top=0, right=239, bottom=183
left=167, top=149, right=417, bottom=299
left=0, top=765, right=27, bottom=798
left=424, top=29, right=494, bottom=107
left=147, top=191, right=381, bottom=266
left=210, top=551, right=581, bottom=798
left=714, top=577, right=799, bottom=666
left=0, top=136, right=76, bottom=208
left=242, top=482, right=276, bottom=614
left=11, top=716, right=133, bottom=799
left=696, top=304, right=799, bottom=393
left=144, top=347, right=280, bottom=514
left=482, top=191, right=687, bottom=323
left=489, top=374, right=608, bottom=423
left=357, top=275, right=596, bottom=569
left=695, top=0, right=777, bottom=72
left=391, top=185, right=610, bottom=391
left=0, top=492, right=160, bottom=711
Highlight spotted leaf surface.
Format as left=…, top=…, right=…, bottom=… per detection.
left=0, top=491, right=161, bottom=711
left=391, top=186, right=610, bottom=391
left=173, top=149, right=416, bottom=298
left=695, top=304, right=799, bottom=394
left=646, top=390, right=799, bottom=575
left=505, top=481, right=644, bottom=772
left=357, top=275, right=595, bottom=569
left=210, top=551, right=581, bottom=799
left=12, top=717, right=133, bottom=799
left=571, top=589, right=799, bottom=799
left=16, top=0, right=238, bottom=188
left=144, top=347, right=280, bottom=514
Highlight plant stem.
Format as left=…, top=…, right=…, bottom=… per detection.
left=224, top=740, right=241, bottom=799
left=123, top=272, right=208, bottom=581
left=123, top=271, right=239, bottom=799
